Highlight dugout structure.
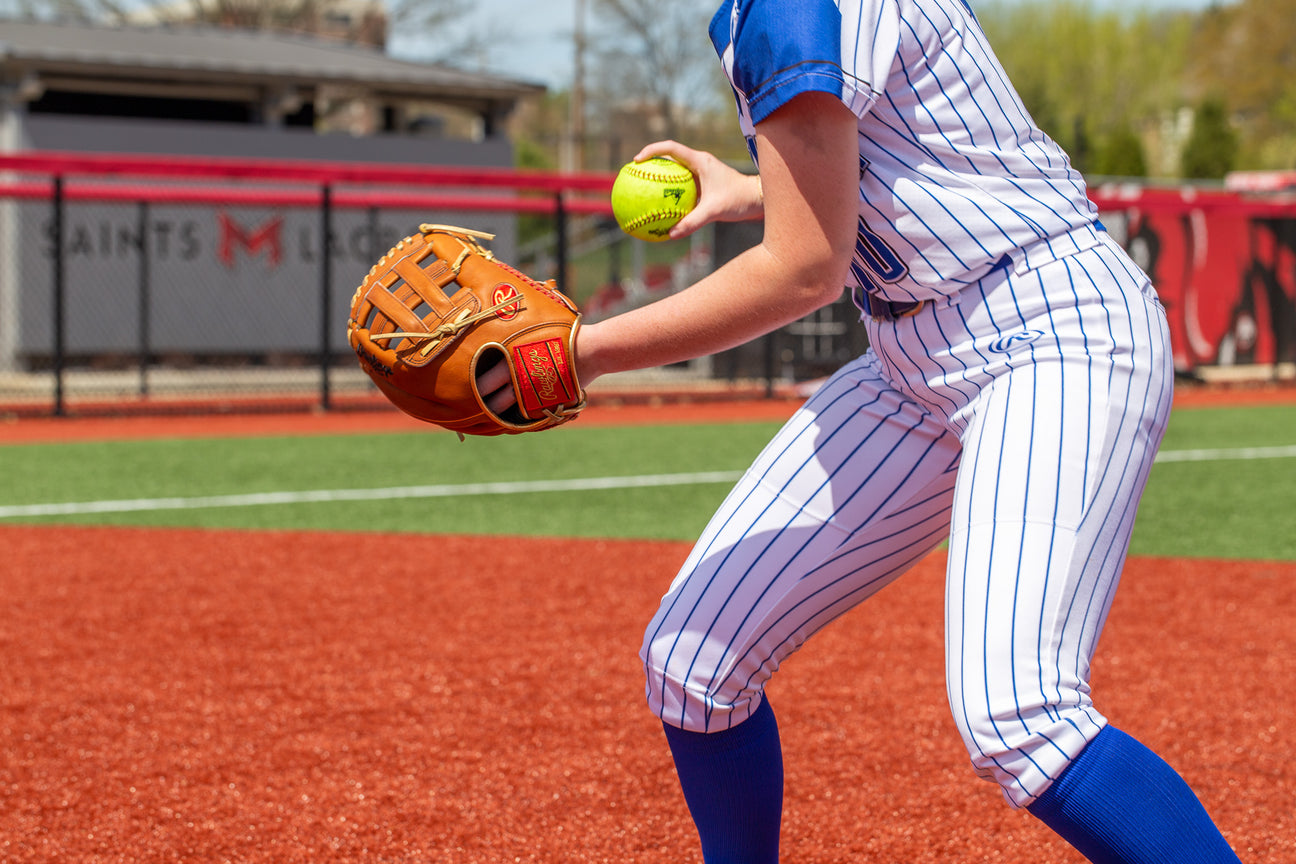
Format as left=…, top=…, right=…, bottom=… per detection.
left=0, top=18, right=552, bottom=415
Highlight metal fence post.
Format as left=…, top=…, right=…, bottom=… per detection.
left=320, top=183, right=332, bottom=411
left=51, top=174, right=65, bottom=417
left=137, top=200, right=151, bottom=397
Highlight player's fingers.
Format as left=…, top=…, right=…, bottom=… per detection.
left=682, top=167, right=762, bottom=238
left=632, top=139, right=699, bottom=167
left=477, top=362, right=516, bottom=413
left=667, top=209, right=709, bottom=240
left=485, top=386, right=516, bottom=414
left=477, top=359, right=510, bottom=393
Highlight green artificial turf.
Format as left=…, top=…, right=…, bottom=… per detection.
left=3, top=403, right=1293, bottom=560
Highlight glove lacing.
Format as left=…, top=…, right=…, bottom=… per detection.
left=370, top=293, right=528, bottom=357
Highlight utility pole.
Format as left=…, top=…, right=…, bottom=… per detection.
left=566, top=0, right=587, bottom=173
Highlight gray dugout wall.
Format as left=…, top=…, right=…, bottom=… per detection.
left=4, top=115, right=519, bottom=367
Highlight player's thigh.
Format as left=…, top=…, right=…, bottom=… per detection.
left=946, top=241, right=1174, bottom=679
left=943, top=243, right=1174, bottom=801
left=642, top=352, right=961, bottom=731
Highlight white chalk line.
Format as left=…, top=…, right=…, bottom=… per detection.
left=1152, top=444, right=1296, bottom=463
left=2, top=444, right=1294, bottom=519
left=0, top=471, right=745, bottom=519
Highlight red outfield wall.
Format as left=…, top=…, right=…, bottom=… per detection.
left=1090, top=183, right=1296, bottom=374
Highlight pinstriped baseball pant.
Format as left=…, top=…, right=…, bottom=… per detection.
left=640, top=234, right=1174, bottom=807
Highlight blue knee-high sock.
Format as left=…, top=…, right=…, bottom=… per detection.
left=1028, top=725, right=1241, bottom=864
left=661, top=697, right=783, bottom=864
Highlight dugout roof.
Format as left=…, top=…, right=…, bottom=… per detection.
left=0, top=18, right=543, bottom=130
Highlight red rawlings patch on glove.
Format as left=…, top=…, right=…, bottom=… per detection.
left=513, top=338, right=580, bottom=416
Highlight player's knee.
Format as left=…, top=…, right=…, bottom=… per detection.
left=640, top=639, right=767, bottom=734
left=951, top=697, right=1104, bottom=808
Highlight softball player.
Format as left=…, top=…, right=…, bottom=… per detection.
left=520, top=0, right=1245, bottom=860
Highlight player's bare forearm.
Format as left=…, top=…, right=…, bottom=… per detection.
left=477, top=241, right=824, bottom=413
left=575, top=245, right=837, bottom=381
left=578, top=93, right=860, bottom=384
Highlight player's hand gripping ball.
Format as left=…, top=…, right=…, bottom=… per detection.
left=347, top=224, right=585, bottom=437
left=611, top=156, right=698, bottom=242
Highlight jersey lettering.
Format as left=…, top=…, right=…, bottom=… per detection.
left=855, top=224, right=907, bottom=283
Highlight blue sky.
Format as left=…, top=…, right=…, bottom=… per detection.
left=390, top=0, right=1225, bottom=91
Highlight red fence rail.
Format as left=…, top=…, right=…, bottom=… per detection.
left=0, top=150, right=619, bottom=191
left=0, top=151, right=619, bottom=215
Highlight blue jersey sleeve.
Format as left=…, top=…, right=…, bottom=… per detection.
left=711, top=0, right=883, bottom=125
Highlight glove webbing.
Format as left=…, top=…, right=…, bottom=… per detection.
left=370, top=293, right=527, bottom=357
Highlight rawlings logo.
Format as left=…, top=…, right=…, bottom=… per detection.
left=355, top=345, right=393, bottom=378
left=493, top=284, right=523, bottom=320
left=526, top=346, right=561, bottom=402
left=988, top=330, right=1045, bottom=354
left=514, top=338, right=572, bottom=410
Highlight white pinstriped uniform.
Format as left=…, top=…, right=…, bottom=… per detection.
left=640, top=0, right=1175, bottom=807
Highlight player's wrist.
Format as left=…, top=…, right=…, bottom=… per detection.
left=573, top=321, right=610, bottom=386
left=744, top=175, right=765, bottom=220
left=706, top=165, right=763, bottom=223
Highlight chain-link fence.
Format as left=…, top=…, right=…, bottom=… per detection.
left=0, top=152, right=622, bottom=417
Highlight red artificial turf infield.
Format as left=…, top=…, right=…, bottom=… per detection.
left=1, top=386, right=1293, bottom=862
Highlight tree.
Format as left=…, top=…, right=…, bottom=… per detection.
left=585, top=0, right=719, bottom=144
left=1180, top=97, right=1238, bottom=179
left=977, top=0, right=1194, bottom=176
left=1186, top=0, right=1296, bottom=168
left=1094, top=124, right=1148, bottom=178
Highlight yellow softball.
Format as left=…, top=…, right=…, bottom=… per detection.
left=610, top=156, right=698, bottom=242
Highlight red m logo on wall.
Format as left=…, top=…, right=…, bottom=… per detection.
left=218, top=213, right=283, bottom=267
